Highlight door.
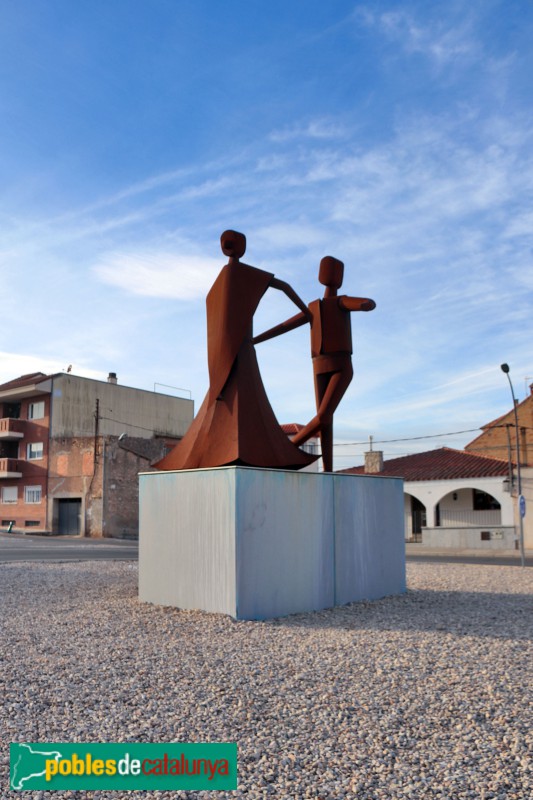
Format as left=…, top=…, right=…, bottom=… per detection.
left=411, top=496, right=426, bottom=542
left=57, top=499, right=81, bottom=535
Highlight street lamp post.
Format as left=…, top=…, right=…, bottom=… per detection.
left=500, top=363, right=525, bottom=567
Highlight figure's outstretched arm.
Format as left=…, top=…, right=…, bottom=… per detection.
left=253, top=276, right=312, bottom=344
left=270, top=277, right=312, bottom=320
left=339, top=296, right=376, bottom=312
left=253, top=311, right=307, bottom=344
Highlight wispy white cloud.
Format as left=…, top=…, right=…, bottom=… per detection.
left=93, top=251, right=221, bottom=300
left=0, top=352, right=103, bottom=386
left=358, top=6, right=478, bottom=67
left=269, top=118, right=347, bottom=143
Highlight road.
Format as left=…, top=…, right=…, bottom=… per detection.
left=1, top=533, right=531, bottom=567
left=406, top=546, right=533, bottom=568
left=0, top=532, right=138, bottom=562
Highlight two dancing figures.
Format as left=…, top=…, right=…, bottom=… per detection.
left=157, top=230, right=375, bottom=473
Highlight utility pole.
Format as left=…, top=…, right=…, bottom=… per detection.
left=500, top=365, right=525, bottom=567
left=94, top=398, right=100, bottom=464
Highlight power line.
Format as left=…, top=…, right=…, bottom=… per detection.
left=334, top=427, right=481, bottom=447
left=99, top=415, right=170, bottom=434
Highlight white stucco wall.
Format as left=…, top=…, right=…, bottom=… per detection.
left=404, top=476, right=513, bottom=529
left=421, top=526, right=516, bottom=550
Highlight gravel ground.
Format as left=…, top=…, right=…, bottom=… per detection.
left=1, top=561, right=531, bottom=800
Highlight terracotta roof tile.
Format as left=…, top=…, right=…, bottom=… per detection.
left=281, top=423, right=305, bottom=435
left=0, top=372, right=50, bottom=392
left=340, top=447, right=510, bottom=481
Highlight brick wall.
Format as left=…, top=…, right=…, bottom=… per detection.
left=102, top=437, right=174, bottom=539
left=465, top=392, right=533, bottom=467
left=48, top=436, right=102, bottom=536
left=0, top=393, right=50, bottom=532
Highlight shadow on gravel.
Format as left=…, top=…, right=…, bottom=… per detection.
left=267, top=588, right=533, bottom=640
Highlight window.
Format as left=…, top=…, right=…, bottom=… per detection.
left=473, top=490, right=501, bottom=511
left=26, top=442, right=43, bottom=460
left=0, top=442, right=18, bottom=459
left=2, top=519, right=15, bottom=526
left=25, top=520, right=40, bottom=527
left=2, top=402, right=21, bottom=419
left=24, top=486, right=42, bottom=504
left=28, top=401, right=45, bottom=420
left=1, top=487, right=17, bottom=504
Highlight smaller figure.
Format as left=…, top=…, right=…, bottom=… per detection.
left=253, top=256, right=375, bottom=472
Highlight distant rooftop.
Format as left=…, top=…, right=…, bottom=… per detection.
left=0, top=372, right=51, bottom=392
left=340, top=447, right=510, bottom=481
left=281, top=423, right=306, bottom=436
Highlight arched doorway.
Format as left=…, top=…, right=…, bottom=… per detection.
left=405, top=493, right=426, bottom=542
left=436, top=488, right=502, bottom=528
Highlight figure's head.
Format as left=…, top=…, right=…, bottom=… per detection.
left=319, top=256, right=344, bottom=290
left=221, top=230, right=246, bottom=260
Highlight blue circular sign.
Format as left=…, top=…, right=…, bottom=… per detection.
left=519, top=495, right=526, bottom=518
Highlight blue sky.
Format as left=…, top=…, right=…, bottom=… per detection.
left=1, top=1, right=531, bottom=468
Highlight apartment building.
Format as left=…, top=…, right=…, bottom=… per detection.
left=0, top=371, right=193, bottom=537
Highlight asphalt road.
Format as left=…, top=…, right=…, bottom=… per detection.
left=1, top=533, right=531, bottom=567
left=0, top=532, right=138, bottom=562
left=406, top=551, right=533, bottom=567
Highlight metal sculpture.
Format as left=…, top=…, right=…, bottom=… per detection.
left=253, top=256, right=375, bottom=472
left=155, top=230, right=318, bottom=470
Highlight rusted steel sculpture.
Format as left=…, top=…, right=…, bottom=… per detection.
left=253, top=256, right=375, bottom=472
left=155, top=230, right=318, bottom=470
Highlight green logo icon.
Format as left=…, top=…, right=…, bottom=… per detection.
left=10, top=742, right=237, bottom=791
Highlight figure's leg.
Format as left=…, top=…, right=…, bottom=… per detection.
left=291, top=372, right=329, bottom=445
left=292, top=363, right=353, bottom=468
left=315, top=365, right=353, bottom=470
left=319, top=421, right=334, bottom=472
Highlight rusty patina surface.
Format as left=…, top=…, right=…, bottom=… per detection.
left=156, top=231, right=317, bottom=470
left=254, top=256, right=376, bottom=472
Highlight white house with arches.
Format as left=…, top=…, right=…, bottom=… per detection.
left=342, top=447, right=516, bottom=550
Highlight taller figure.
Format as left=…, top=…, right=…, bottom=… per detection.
left=156, top=230, right=317, bottom=471
left=254, top=256, right=375, bottom=472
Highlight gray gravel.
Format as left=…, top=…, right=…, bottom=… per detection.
left=1, top=560, right=531, bottom=799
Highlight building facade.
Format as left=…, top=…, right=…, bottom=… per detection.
left=0, top=372, right=194, bottom=537
left=463, top=386, right=533, bottom=552
left=465, top=383, right=533, bottom=467
left=341, top=447, right=523, bottom=550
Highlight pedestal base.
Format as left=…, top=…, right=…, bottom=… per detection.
left=139, top=467, right=405, bottom=620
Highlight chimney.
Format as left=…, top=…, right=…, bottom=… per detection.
left=364, top=450, right=384, bottom=474
left=107, top=372, right=118, bottom=384
left=364, top=435, right=383, bottom=474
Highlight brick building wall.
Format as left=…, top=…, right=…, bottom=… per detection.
left=46, top=435, right=173, bottom=538
left=0, top=393, right=50, bottom=531
left=102, top=437, right=173, bottom=538
left=0, top=371, right=193, bottom=536
left=47, top=436, right=102, bottom=536
left=465, top=387, right=533, bottom=467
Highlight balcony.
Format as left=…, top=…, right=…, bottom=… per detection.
left=0, top=418, right=24, bottom=440
left=0, top=458, right=22, bottom=478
